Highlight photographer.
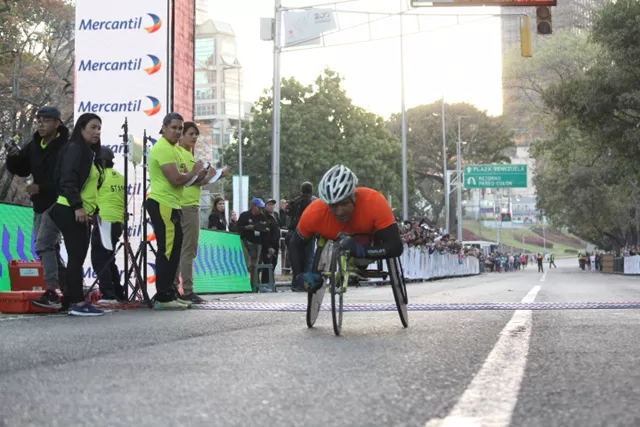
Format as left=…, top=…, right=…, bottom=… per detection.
left=237, top=198, right=269, bottom=289
left=6, top=106, right=68, bottom=309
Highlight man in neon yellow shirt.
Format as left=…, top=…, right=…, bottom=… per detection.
left=147, top=113, right=205, bottom=310
left=173, top=122, right=227, bottom=303
left=91, top=146, right=125, bottom=302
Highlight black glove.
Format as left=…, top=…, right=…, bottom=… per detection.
left=338, top=236, right=367, bottom=258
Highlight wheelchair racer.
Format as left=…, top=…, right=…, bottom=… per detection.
left=289, top=165, right=404, bottom=292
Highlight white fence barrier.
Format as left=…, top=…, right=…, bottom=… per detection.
left=277, top=239, right=480, bottom=281
left=624, top=256, right=640, bottom=275
left=369, top=245, right=479, bottom=281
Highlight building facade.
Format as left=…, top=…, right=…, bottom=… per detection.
left=172, top=0, right=195, bottom=119
left=194, top=19, right=244, bottom=166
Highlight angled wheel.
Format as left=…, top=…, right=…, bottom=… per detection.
left=330, top=246, right=345, bottom=336
left=387, top=257, right=408, bottom=328
left=306, top=236, right=326, bottom=328
left=306, top=284, right=326, bottom=328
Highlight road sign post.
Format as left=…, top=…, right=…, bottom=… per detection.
left=464, top=164, right=528, bottom=189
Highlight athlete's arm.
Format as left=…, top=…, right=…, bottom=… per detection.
left=368, top=222, right=403, bottom=258
left=339, top=222, right=404, bottom=259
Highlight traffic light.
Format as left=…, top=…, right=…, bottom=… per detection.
left=520, top=15, right=532, bottom=57
left=536, top=7, right=552, bottom=35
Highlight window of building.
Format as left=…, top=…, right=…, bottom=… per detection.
left=195, top=103, right=217, bottom=117
left=195, top=38, right=216, bottom=68
left=195, top=70, right=217, bottom=86
left=195, top=87, right=216, bottom=101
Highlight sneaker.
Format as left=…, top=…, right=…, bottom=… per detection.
left=32, top=290, right=62, bottom=310
left=68, top=303, right=104, bottom=317
left=181, top=293, right=206, bottom=304
left=153, top=300, right=188, bottom=310
left=97, top=299, right=119, bottom=306
left=176, top=296, right=193, bottom=307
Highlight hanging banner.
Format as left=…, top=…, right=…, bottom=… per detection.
left=74, top=0, right=170, bottom=293
left=283, top=8, right=338, bottom=48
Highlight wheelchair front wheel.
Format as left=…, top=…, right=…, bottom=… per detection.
left=306, top=284, right=326, bottom=328
left=329, top=246, right=345, bottom=336
left=387, top=256, right=408, bottom=328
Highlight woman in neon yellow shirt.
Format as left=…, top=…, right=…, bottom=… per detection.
left=174, top=122, right=226, bottom=304
left=49, top=113, right=105, bottom=317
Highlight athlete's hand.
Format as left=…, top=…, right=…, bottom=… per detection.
left=294, top=272, right=323, bottom=292
left=338, top=236, right=367, bottom=258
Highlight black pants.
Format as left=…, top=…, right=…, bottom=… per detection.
left=146, top=199, right=183, bottom=302
left=49, top=204, right=91, bottom=305
left=260, top=247, right=279, bottom=283
left=538, top=262, right=544, bottom=273
left=91, top=222, right=124, bottom=300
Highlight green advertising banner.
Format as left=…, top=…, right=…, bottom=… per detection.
left=193, top=230, right=252, bottom=293
left=0, top=203, right=37, bottom=292
left=0, top=202, right=252, bottom=294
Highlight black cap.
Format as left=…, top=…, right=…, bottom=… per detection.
left=162, top=112, right=184, bottom=126
left=101, top=146, right=115, bottom=162
left=36, top=106, right=61, bottom=121
left=266, top=198, right=277, bottom=205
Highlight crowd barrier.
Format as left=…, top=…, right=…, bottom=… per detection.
left=623, top=256, right=640, bottom=275
left=0, top=202, right=252, bottom=294
left=391, top=246, right=480, bottom=280
left=277, top=237, right=479, bottom=281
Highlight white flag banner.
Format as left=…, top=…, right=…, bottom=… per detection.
left=74, top=0, right=169, bottom=294
left=283, top=8, right=338, bottom=48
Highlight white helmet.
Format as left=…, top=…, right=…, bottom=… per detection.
left=319, top=165, right=358, bottom=204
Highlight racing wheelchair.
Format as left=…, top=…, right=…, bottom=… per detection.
left=305, top=236, right=409, bottom=336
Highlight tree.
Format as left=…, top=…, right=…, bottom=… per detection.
left=386, top=102, right=515, bottom=228
left=0, top=0, right=74, bottom=203
left=502, top=29, right=602, bottom=138
left=533, top=0, right=640, bottom=249
left=224, top=69, right=413, bottom=214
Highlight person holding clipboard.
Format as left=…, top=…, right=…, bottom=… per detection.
left=173, top=122, right=230, bottom=304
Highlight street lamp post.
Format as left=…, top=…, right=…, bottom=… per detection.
left=400, top=0, right=408, bottom=221
left=442, top=98, right=448, bottom=233
left=221, top=62, right=243, bottom=210
left=456, top=116, right=469, bottom=241
left=237, top=66, right=243, bottom=211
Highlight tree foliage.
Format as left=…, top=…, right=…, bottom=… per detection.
left=0, top=0, right=75, bottom=203
left=386, top=102, right=515, bottom=226
left=532, top=0, right=640, bottom=249
left=224, top=69, right=413, bottom=212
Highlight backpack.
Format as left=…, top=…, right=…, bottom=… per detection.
left=286, top=195, right=313, bottom=230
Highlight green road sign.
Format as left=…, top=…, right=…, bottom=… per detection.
left=464, top=164, right=528, bottom=188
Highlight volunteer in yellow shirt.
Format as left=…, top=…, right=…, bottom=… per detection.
left=90, top=146, right=125, bottom=302
left=147, top=113, right=205, bottom=310
left=173, top=122, right=224, bottom=304
left=48, top=113, right=105, bottom=316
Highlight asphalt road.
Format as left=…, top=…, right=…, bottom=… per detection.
left=1, top=258, right=639, bottom=427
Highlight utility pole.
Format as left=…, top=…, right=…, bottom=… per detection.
left=456, top=116, right=469, bottom=241
left=442, top=97, right=448, bottom=233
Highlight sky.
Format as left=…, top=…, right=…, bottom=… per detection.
left=207, top=0, right=504, bottom=118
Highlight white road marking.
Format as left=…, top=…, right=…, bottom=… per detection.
left=540, top=270, right=547, bottom=282
left=425, top=285, right=541, bottom=427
